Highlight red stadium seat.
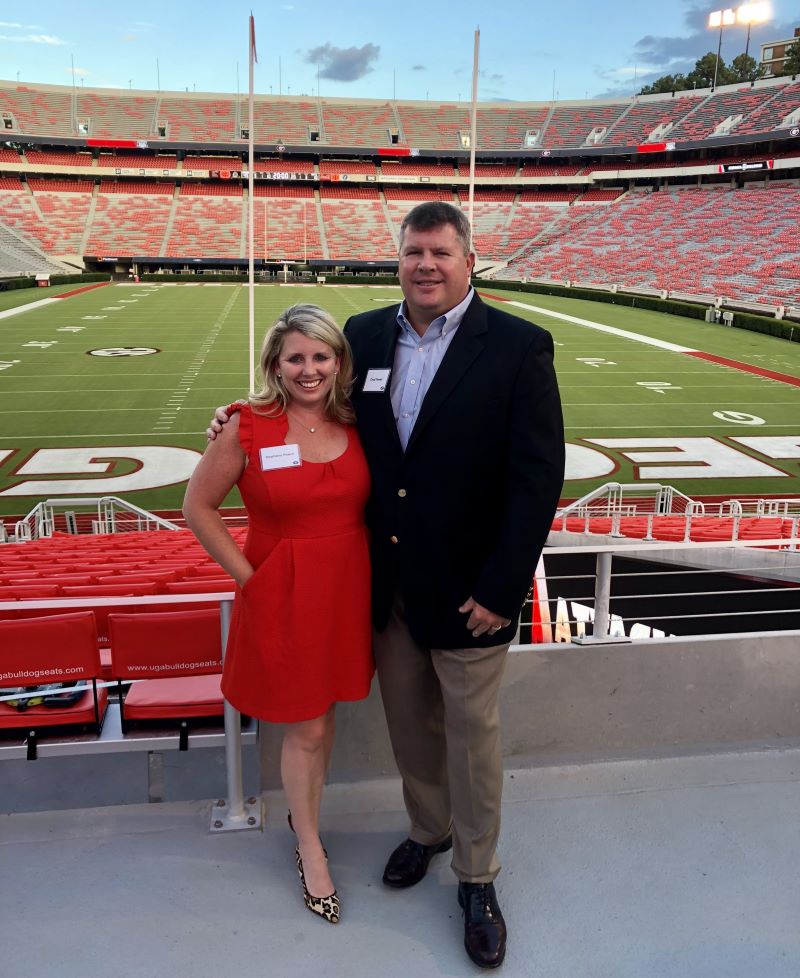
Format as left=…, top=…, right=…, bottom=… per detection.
left=0, top=611, right=107, bottom=735
left=108, top=609, right=224, bottom=729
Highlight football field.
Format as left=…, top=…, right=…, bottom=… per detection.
left=0, top=281, right=798, bottom=518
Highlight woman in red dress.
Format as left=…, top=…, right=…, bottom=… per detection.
left=183, top=304, right=373, bottom=925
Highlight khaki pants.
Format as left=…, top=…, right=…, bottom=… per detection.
left=374, top=594, right=509, bottom=883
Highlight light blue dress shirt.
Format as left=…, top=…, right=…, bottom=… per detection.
left=390, top=287, right=475, bottom=450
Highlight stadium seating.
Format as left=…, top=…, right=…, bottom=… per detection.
left=730, top=82, right=800, bottom=135
left=252, top=195, right=323, bottom=260
left=167, top=193, right=242, bottom=257
left=396, top=103, right=471, bottom=149
left=76, top=92, right=157, bottom=140
left=602, top=94, right=704, bottom=147
left=476, top=106, right=549, bottom=150
left=256, top=158, right=315, bottom=173
left=158, top=97, right=236, bottom=143
left=25, top=150, right=95, bottom=167
left=321, top=196, right=395, bottom=260
left=2, top=79, right=798, bottom=147
left=251, top=100, right=321, bottom=144
left=320, top=102, right=397, bottom=146
left=668, top=89, right=769, bottom=141
left=183, top=155, right=243, bottom=170
left=504, top=185, right=800, bottom=304
left=319, top=160, right=378, bottom=176
left=542, top=103, right=628, bottom=148
left=98, top=153, right=177, bottom=169
left=87, top=190, right=173, bottom=256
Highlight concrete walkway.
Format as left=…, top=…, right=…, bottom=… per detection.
left=1, top=748, right=799, bottom=978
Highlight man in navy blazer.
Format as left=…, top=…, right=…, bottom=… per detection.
left=344, top=202, right=564, bottom=968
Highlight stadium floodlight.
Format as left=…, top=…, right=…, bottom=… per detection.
left=708, top=8, right=737, bottom=88
left=737, top=2, right=771, bottom=59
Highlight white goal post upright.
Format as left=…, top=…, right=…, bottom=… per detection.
left=247, top=14, right=257, bottom=395
left=468, top=27, right=479, bottom=248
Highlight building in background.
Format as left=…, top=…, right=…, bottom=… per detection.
left=760, top=26, right=800, bottom=76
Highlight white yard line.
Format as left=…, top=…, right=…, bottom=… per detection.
left=502, top=299, right=697, bottom=352
left=0, top=298, right=60, bottom=321
left=153, top=289, right=240, bottom=433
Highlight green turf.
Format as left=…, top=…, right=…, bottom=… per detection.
left=0, top=282, right=798, bottom=518
left=0, top=283, right=103, bottom=313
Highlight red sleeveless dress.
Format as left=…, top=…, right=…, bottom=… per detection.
left=221, top=404, right=373, bottom=722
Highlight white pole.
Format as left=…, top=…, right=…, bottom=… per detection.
left=248, top=15, right=256, bottom=395
left=304, top=201, right=308, bottom=264
left=263, top=198, right=267, bottom=261
left=467, top=28, right=479, bottom=248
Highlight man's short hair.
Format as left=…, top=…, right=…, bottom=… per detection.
left=399, top=201, right=472, bottom=256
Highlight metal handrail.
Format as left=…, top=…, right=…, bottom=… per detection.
left=13, top=496, right=180, bottom=541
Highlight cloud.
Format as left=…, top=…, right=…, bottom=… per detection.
left=305, top=42, right=379, bottom=81
left=64, top=66, right=89, bottom=77
left=0, top=21, right=43, bottom=29
left=0, top=33, right=66, bottom=45
left=412, top=64, right=426, bottom=71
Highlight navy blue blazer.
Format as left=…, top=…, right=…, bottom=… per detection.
left=344, top=292, right=564, bottom=649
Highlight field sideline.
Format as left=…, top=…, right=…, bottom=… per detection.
left=0, top=281, right=798, bottom=518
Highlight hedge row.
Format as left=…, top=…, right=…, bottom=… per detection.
left=0, top=272, right=111, bottom=292
left=473, top=279, right=799, bottom=343
left=140, top=273, right=247, bottom=283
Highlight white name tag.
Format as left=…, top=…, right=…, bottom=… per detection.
left=363, top=368, right=391, bottom=392
left=259, top=444, right=302, bottom=471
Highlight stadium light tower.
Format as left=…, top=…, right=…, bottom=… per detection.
left=737, top=2, right=771, bottom=59
left=709, top=8, right=736, bottom=88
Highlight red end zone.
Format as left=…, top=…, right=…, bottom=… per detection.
left=55, top=283, right=111, bottom=299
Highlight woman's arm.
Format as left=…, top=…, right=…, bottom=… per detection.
left=183, top=413, right=253, bottom=587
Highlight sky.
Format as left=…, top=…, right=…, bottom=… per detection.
left=1, top=1, right=797, bottom=103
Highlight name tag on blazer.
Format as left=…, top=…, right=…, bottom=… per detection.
left=259, top=444, right=301, bottom=471
left=363, top=368, right=391, bottom=392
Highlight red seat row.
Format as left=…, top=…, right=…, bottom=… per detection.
left=0, top=609, right=225, bottom=736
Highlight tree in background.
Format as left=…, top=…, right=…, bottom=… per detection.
left=777, top=39, right=800, bottom=77
left=728, top=54, right=765, bottom=82
left=638, top=50, right=765, bottom=94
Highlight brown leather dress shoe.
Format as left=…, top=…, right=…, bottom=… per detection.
left=382, top=836, right=453, bottom=888
left=458, top=881, right=507, bottom=969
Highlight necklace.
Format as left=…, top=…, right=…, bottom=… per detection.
left=287, top=410, right=327, bottom=434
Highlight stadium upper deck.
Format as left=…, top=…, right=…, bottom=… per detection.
left=1, top=77, right=799, bottom=155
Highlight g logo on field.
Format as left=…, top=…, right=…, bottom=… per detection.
left=87, top=347, right=160, bottom=357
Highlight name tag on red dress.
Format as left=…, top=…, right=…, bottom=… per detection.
left=259, top=444, right=302, bottom=471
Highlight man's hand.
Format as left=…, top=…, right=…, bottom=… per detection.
left=458, top=597, right=511, bottom=639
left=206, top=401, right=244, bottom=441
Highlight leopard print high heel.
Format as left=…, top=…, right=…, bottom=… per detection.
left=295, top=846, right=340, bottom=924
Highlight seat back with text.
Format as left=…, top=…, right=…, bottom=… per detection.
left=0, top=611, right=107, bottom=732
left=108, top=608, right=224, bottom=727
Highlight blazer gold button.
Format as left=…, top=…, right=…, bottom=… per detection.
left=390, top=535, right=399, bottom=544
left=397, top=489, right=407, bottom=497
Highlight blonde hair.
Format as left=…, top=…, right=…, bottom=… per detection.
left=250, top=304, right=355, bottom=425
